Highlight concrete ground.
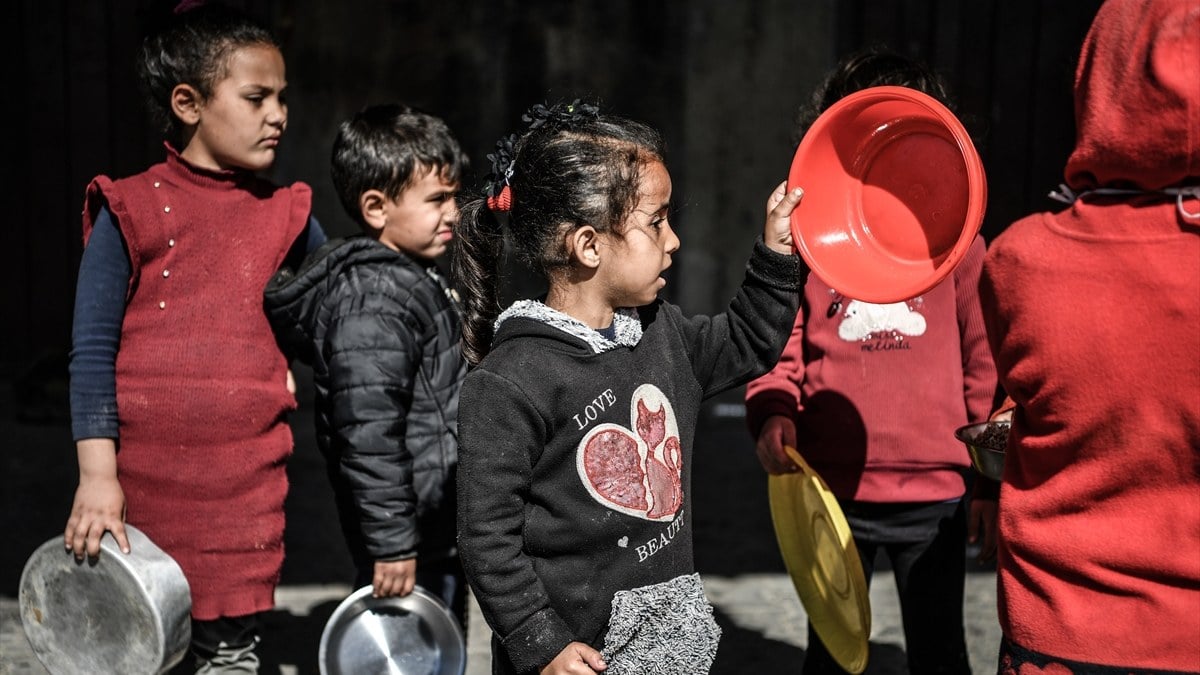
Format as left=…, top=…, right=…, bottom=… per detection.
left=0, top=367, right=1001, bottom=674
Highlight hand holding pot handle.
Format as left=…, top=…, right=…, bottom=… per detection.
left=64, top=438, right=130, bottom=559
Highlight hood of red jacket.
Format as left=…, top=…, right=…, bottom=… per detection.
left=1065, top=0, right=1200, bottom=192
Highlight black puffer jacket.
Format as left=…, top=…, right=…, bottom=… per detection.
left=264, top=236, right=465, bottom=563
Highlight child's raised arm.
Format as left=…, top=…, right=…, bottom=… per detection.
left=670, top=181, right=806, bottom=397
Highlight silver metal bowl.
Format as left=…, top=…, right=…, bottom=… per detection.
left=319, top=585, right=466, bottom=675
left=19, top=524, right=192, bottom=674
left=954, top=420, right=1010, bottom=481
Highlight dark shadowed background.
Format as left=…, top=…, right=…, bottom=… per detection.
left=3, top=0, right=1103, bottom=381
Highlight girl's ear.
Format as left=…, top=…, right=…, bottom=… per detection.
left=359, top=189, right=389, bottom=233
left=170, top=84, right=204, bottom=126
left=566, top=225, right=602, bottom=269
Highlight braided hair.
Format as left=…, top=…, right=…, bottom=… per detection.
left=452, top=100, right=664, bottom=365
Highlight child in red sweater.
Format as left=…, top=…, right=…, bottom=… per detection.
left=63, top=3, right=324, bottom=671
left=745, top=50, right=997, bottom=674
left=981, top=0, right=1200, bottom=670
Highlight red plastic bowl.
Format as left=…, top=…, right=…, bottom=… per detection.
left=787, top=86, right=986, bottom=303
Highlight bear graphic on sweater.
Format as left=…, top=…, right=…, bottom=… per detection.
left=837, top=299, right=927, bottom=341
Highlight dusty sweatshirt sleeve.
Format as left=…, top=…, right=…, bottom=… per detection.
left=675, top=238, right=805, bottom=398
left=456, top=369, right=575, bottom=672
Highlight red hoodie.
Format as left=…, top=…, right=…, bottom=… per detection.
left=980, top=0, right=1200, bottom=669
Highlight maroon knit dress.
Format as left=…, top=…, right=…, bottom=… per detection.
left=82, top=146, right=311, bottom=619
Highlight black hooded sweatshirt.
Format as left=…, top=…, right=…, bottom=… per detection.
left=457, top=240, right=804, bottom=673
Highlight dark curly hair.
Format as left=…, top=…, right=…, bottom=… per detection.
left=137, top=3, right=278, bottom=141
left=330, top=103, right=469, bottom=229
left=451, top=102, right=664, bottom=365
left=793, top=48, right=951, bottom=147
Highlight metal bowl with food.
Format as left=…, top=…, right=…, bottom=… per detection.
left=954, top=420, right=1011, bottom=481
left=319, top=585, right=465, bottom=675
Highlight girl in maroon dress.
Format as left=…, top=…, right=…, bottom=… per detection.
left=63, top=3, right=322, bottom=671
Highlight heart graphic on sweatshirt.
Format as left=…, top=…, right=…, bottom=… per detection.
left=577, top=384, right=682, bottom=521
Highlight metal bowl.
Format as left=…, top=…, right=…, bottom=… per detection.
left=319, top=585, right=465, bottom=675
left=19, top=524, right=192, bottom=674
left=954, top=420, right=1010, bottom=481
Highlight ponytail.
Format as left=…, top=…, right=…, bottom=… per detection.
left=453, top=198, right=505, bottom=365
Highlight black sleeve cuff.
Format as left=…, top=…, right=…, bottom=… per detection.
left=746, top=238, right=806, bottom=292
left=501, top=607, right=576, bottom=673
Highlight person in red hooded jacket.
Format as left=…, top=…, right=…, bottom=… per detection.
left=980, top=0, right=1200, bottom=671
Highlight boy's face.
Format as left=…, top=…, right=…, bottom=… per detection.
left=378, top=166, right=460, bottom=260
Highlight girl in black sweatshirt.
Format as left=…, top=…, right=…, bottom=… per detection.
left=452, top=101, right=807, bottom=675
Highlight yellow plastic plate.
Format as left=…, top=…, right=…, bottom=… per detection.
left=768, top=446, right=870, bottom=673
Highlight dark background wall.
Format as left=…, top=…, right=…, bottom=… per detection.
left=2, top=0, right=1104, bottom=393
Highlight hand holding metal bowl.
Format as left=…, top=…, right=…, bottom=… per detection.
left=319, top=584, right=465, bottom=675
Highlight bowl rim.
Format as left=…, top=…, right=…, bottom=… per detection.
left=318, top=584, right=465, bottom=675
left=953, top=420, right=1011, bottom=451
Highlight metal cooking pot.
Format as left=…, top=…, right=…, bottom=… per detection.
left=19, top=524, right=192, bottom=674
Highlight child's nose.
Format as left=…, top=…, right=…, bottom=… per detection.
left=267, top=103, right=287, bottom=129
left=665, top=223, right=681, bottom=253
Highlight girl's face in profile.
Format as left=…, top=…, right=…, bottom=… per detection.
left=598, top=160, right=680, bottom=308
left=182, top=44, right=288, bottom=173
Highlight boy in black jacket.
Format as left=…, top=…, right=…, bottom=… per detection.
left=264, top=103, right=469, bottom=624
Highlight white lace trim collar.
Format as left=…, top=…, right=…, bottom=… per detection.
left=495, top=299, right=643, bottom=353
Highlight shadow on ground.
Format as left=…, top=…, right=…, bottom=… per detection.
left=711, top=605, right=805, bottom=673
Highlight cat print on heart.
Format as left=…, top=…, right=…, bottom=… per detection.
left=576, top=383, right=683, bottom=522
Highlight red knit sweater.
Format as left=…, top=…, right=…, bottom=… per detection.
left=981, top=0, right=1200, bottom=669
left=82, top=147, right=311, bottom=619
left=746, top=235, right=996, bottom=503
